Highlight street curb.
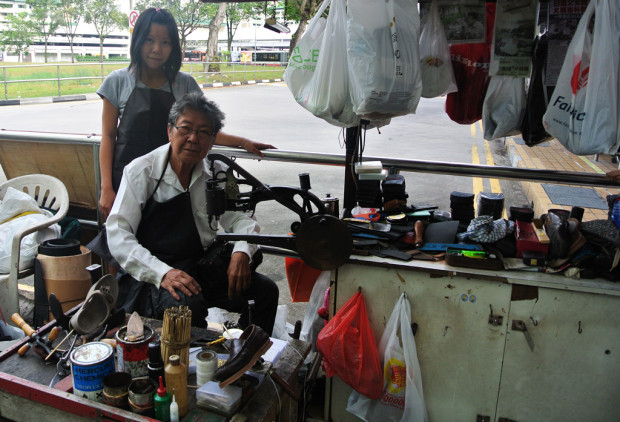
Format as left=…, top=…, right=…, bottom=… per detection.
left=0, top=79, right=284, bottom=107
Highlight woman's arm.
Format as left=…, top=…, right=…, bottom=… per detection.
left=99, top=97, right=119, bottom=218
left=214, top=131, right=276, bottom=158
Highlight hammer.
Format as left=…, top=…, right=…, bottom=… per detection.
left=11, top=313, right=61, bottom=360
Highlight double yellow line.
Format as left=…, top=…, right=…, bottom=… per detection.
left=471, top=122, right=505, bottom=218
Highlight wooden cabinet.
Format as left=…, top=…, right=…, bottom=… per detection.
left=326, top=257, right=620, bottom=422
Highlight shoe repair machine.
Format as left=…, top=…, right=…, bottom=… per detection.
left=205, top=153, right=353, bottom=271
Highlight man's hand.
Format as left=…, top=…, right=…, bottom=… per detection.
left=161, top=269, right=201, bottom=301
left=227, top=251, right=251, bottom=299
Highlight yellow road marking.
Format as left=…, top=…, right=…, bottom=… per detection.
left=470, top=123, right=476, bottom=138
left=577, top=155, right=605, bottom=174
left=472, top=145, right=483, bottom=213
left=18, top=283, right=34, bottom=292
left=478, top=120, right=483, bottom=133
left=484, top=141, right=507, bottom=219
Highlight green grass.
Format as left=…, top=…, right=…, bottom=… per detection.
left=0, top=62, right=286, bottom=100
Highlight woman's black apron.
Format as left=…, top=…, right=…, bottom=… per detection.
left=112, top=81, right=175, bottom=192
left=117, top=152, right=205, bottom=315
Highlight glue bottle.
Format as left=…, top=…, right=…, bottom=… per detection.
left=170, top=390, right=179, bottom=422
left=154, top=375, right=171, bottom=421
left=165, top=354, right=188, bottom=417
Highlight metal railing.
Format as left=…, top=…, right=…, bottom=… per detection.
left=0, top=61, right=287, bottom=100
left=0, top=129, right=615, bottom=189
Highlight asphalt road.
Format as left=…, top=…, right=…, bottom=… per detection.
left=1, top=83, right=527, bottom=328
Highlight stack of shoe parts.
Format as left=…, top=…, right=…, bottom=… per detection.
left=450, top=192, right=475, bottom=227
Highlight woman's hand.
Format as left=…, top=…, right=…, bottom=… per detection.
left=241, top=140, right=276, bottom=158
left=98, top=187, right=116, bottom=219
left=161, top=269, right=202, bottom=301
left=227, top=251, right=251, bottom=299
left=606, top=170, right=620, bottom=184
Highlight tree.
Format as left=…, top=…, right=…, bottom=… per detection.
left=205, top=3, right=227, bottom=71
left=285, top=0, right=322, bottom=54
left=0, top=13, right=35, bottom=62
left=135, top=0, right=215, bottom=53
left=57, top=0, right=86, bottom=63
left=27, top=0, right=59, bottom=63
left=84, top=0, right=126, bottom=62
left=224, top=2, right=263, bottom=52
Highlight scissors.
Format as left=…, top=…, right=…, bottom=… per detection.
left=352, top=212, right=381, bottom=221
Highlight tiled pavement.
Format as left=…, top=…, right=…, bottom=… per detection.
left=505, top=137, right=620, bottom=222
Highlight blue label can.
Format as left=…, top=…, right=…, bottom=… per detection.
left=70, top=342, right=115, bottom=402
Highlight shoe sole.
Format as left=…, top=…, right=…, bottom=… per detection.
left=218, top=340, right=273, bottom=388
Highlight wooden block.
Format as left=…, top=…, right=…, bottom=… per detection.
left=52, top=374, right=73, bottom=392
left=532, top=219, right=551, bottom=244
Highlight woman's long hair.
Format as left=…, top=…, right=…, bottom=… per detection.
left=129, top=8, right=182, bottom=82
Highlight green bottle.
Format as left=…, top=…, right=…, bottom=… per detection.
left=154, top=375, right=171, bottom=421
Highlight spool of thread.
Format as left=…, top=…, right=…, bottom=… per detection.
left=196, top=350, right=218, bottom=386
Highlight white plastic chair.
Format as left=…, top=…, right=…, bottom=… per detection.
left=0, top=174, right=69, bottom=320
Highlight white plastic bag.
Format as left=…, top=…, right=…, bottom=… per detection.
left=0, top=187, right=61, bottom=274
left=482, top=75, right=526, bottom=140
left=347, top=0, right=422, bottom=119
left=283, top=0, right=359, bottom=127
left=543, top=0, right=620, bottom=155
left=419, top=0, right=457, bottom=98
left=300, top=271, right=330, bottom=358
left=346, top=293, right=427, bottom=422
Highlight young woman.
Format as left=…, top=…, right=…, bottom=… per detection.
left=97, top=7, right=274, bottom=217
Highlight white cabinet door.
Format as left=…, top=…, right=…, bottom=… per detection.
left=497, top=288, right=620, bottom=422
left=329, top=263, right=512, bottom=422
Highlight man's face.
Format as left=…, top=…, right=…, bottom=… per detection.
left=167, top=108, right=216, bottom=166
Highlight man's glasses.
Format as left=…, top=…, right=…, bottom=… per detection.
left=173, top=125, right=215, bottom=140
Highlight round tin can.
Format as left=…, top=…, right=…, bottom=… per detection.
left=115, top=325, right=155, bottom=378
left=321, top=194, right=339, bottom=218
left=70, top=341, right=115, bottom=402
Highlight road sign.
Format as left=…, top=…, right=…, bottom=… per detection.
left=129, top=10, right=139, bottom=28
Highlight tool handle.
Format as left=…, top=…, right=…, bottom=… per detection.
left=17, top=344, right=31, bottom=356
left=48, top=326, right=61, bottom=342
left=11, top=313, right=36, bottom=337
left=414, top=220, right=424, bottom=247
left=270, top=370, right=300, bottom=401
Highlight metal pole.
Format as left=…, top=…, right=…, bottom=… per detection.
left=3, top=68, right=7, bottom=100
left=56, top=65, right=61, bottom=97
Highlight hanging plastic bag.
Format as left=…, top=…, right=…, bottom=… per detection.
left=299, top=271, right=330, bottom=359
left=346, top=293, right=427, bottom=422
left=542, top=0, right=620, bottom=155
left=419, top=0, right=457, bottom=98
left=482, top=75, right=526, bottom=140
left=316, top=290, right=383, bottom=399
left=445, top=1, right=496, bottom=124
left=283, top=0, right=359, bottom=128
left=346, top=0, right=422, bottom=120
left=521, top=33, right=554, bottom=146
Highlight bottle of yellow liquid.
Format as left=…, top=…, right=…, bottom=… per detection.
left=165, top=355, right=188, bottom=417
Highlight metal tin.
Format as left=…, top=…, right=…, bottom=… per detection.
left=70, top=341, right=115, bottom=402
left=103, top=371, right=132, bottom=409
left=115, top=325, right=155, bottom=378
left=321, top=194, right=339, bottom=217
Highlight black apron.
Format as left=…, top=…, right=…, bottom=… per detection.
left=112, top=81, right=175, bottom=192
left=117, top=151, right=204, bottom=314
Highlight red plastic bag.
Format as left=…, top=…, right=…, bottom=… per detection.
left=285, top=257, right=322, bottom=302
left=445, top=1, right=496, bottom=124
left=316, top=291, right=383, bottom=399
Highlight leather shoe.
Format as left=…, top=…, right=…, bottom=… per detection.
left=70, top=274, right=118, bottom=335
left=213, top=324, right=272, bottom=388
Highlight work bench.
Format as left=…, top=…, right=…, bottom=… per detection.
left=0, top=317, right=310, bottom=422
left=325, top=255, right=620, bottom=422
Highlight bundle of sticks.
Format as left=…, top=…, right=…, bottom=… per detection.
left=161, top=306, right=192, bottom=375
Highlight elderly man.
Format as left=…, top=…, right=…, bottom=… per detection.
left=106, top=92, right=278, bottom=333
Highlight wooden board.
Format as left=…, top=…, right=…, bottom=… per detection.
left=0, top=139, right=99, bottom=215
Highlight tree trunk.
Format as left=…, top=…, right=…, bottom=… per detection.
left=205, top=3, right=226, bottom=72
left=69, top=39, right=75, bottom=63
left=289, top=19, right=308, bottom=54
left=99, top=37, right=104, bottom=63
left=44, top=41, right=49, bottom=63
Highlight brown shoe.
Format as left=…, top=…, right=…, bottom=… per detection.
left=213, top=325, right=272, bottom=388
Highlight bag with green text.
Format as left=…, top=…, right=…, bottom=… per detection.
left=283, top=0, right=359, bottom=127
